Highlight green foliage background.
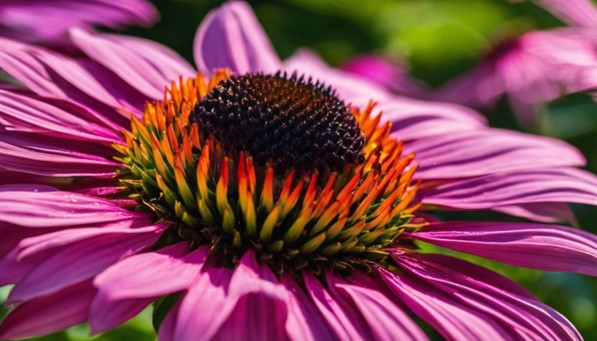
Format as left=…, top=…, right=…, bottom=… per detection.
left=3, top=0, right=595, bottom=339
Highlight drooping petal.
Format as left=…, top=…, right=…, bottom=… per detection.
left=0, top=89, right=120, bottom=144
left=0, top=185, right=150, bottom=228
left=377, top=265, right=510, bottom=340
left=280, top=274, right=335, bottom=341
left=6, top=223, right=165, bottom=302
left=163, top=251, right=289, bottom=341
left=0, top=130, right=120, bottom=177
left=193, top=1, right=281, bottom=74
left=90, top=243, right=208, bottom=332
left=303, top=271, right=373, bottom=340
left=0, top=0, right=157, bottom=43
left=407, top=221, right=597, bottom=276
left=332, top=272, right=428, bottom=341
left=0, top=280, right=95, bottom=340
left=421, top=168, right=597, bottom=209
left=70, top=29, right=195, bottom=99
left=0, top=37, right=147, bottom=118
left=394, top=252, right=581, bottom=340
left=160, top=267, right=233, bottom=341
left=211, top=250, right=289, bottom=340
left=494, top=202, right=577, bottom=224
left=407, top=129, right=585, bottom=179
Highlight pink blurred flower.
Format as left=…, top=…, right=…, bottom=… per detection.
left=434, top=28, right=597, bottom=127
left=0, top=2, right=595, bottom=340
left=0, top=0, right=158, bottom=44
left=341, top=54, right=428, bottom=98
left=521, top=0, right=597, bottom=28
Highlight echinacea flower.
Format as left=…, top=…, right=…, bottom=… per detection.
left=433, top=27, right=597, bottom=128
left=0, top=1, right=596, bottom=340
left=0, top=0, right=157, bottom=44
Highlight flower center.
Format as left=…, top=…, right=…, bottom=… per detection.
left=116, top=70, right=422, bottom=272
left=191, top=73, right=365, bottom=175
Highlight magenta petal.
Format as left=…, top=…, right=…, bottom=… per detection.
left=0, top=89, right=120, bottom=144
left=303, top=271, right=372, bottom=340
left=0, top=0, right=157, bottom=43
left=408, top=221, right=597, bottom=275
left=395, top=252, right=582, bottom=340
left=377, top=266, right=509, bottom=340
left=71, top=29, right=195, bottom=99
left=7, top=223, right=164, bottom=302
left=534, top=0, right=597, bottom=28
left=494, top=202, right=577, bottom=224
left=89, top=243, right=207, bottom=332
left=93, top=242, right=207, bottom=300
left=407, top=129, right=585, bottom=180
left=341, top=54, right=428, bottom=98
left=160, top=267, right=233, bottom=341
left=165, top=251, right=289, bottom=341
left=0, top=185, right=150, bottom=227
left=0, top=131, right=120, bottom=177
left=211, top=250, right=289, bottom=340
left=280, top=274, right=335, bottom=341
left=421, top=168, right=597, bottom=209
left=0, top=280, right=95, bottom=340
left=212, top=291, right=288, bottom=341
left=333, top=273, right=428, bottom=341
left=194, top=1, right=281, bottom=74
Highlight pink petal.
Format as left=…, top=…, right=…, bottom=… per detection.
left=332, top=272, right=428, bottom=341
left=0, top=131, right=120, bottom=177
left=0, top=0, right=157, bottom=43
left=421, top=168, right=597, bottom=209
left=0, top=280, right=95, bottom=340
left=70, top=29, right=195, bottom=99
left=0, top=89, right=120, bottom=143
left=303, top=271, right=373, bottom=339
left=395, top=252, right=581, bottom=340
left=407, top=221, right=597, bottom=275
left=494, top=202, right=577, bottom=224
left=407, top=129, right=585, bottom=180
left=211, top=250, right=289, bottom=340
left=89, top=243, right=208, bottom=332
left=377, top=266, right=510, bottom=340
left=160, top=267, right=233, bottom=341
left=0, top=223, right=61, bottom=258
left=0, top=185, right=150, bottom=227
left=280, top=274, right=335, bottom=341
left=6, top=223, right=165, bottom=302
left=341, top=54, right=428, bottom=98
left=194, top=1, right=281, bottom=74
left=211, top=291, right=288, bottom=341
left=532, top=0, right=597, bottom=28
left=165, top=251, right=289, bottom=341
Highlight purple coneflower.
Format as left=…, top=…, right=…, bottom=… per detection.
left=0, top=0, right=157, bottom=44
left=0, top=2, right=596, bottom=340
left=434, top=27, right=597, bottom=128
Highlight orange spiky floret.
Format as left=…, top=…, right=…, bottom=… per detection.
left=117, top=70, right=423, bottom=271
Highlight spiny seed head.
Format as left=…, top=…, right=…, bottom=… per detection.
left=117, top=71, right=423, bottom=273
left=190, top=72, right=365, bottom=175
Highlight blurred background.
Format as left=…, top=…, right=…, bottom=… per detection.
left=2, top=0, right=595, bottom=339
